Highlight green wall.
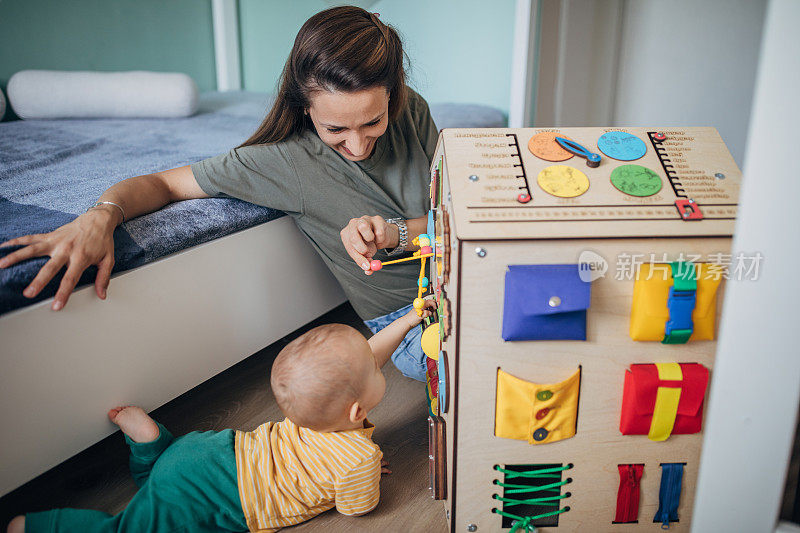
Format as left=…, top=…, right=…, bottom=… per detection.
left=0, top=0, right=515, bottom=116
left=0, top=0, right=216, bottom=91
left=239, top=0, right=515, bottom=114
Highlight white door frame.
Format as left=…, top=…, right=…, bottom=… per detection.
left=211, top=0, right=242, bottom=91
left=692, top=0, right=800, bottom=529
left=509, top=0, right=540, bottom=127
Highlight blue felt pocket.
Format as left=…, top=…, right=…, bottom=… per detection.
left=502, top=264, right=592, bottom=341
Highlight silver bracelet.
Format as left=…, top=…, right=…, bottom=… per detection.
left=87, top=201, right=125, bottom=223
left=385, top=218, right=407, bottom=256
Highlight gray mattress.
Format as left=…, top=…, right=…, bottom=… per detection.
left=0, top=91, right=506, bottom=315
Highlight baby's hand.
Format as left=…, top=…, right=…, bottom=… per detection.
left=381, top=459, right=392, bottom=475
left=404, top=298, right=437, bottom=327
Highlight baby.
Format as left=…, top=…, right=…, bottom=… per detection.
left=8, top=301, right=435, bottom=533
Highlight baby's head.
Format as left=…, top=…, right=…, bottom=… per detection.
left=271, top=324, right=385, bottom=432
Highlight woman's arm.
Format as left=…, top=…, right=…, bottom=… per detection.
left=96, top=165, right=208, bottom=221
left=0, top=165, right=208, bottom=310
left=404, top=216, right=428, bottom=247
left=340, top=214, right=428, bottom=275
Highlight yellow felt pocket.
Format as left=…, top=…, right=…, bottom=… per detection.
left=629, top=263, right=722, bottom=341
left=495, top=368, right=581, bottom=445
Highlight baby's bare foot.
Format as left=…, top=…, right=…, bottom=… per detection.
left=108, top=406, right=160, bottom=443
left=7, top=515, right=25, bottom=533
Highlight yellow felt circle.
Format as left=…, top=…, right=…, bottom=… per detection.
left=537, top=165, right=590, bottom=198
left=421, top=323, right=440, bottom=359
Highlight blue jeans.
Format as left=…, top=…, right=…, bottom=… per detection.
left=364, top=303, right=426, bottom=382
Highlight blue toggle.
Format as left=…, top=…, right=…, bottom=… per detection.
left=555, top=137, right=602, bottom=167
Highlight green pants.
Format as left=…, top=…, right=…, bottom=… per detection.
left=26, top=423, right=248, bottom=533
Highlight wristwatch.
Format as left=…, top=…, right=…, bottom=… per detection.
left=385, top=218, right=408, bottom=256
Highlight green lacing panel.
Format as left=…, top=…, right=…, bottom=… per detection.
left=491, top=464, right=573, bottom=532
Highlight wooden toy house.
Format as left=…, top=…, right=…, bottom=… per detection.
left=425, top=127, right=741, bottom=532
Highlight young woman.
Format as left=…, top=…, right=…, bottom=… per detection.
left=0, top=6, right=437, bottom=381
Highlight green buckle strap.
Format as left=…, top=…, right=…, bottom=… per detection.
left=670, top=261, right=697, bottom=292
left=661, top=329, right=693, bottom=344
left=663, top=328, right=693, bottom=344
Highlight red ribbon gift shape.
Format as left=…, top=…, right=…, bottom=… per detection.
left=620, top=363, right=710, bottom=441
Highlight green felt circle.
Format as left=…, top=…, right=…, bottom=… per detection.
left=609, top=164, right=663, bottom=197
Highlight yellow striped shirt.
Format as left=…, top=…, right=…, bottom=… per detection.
left=234, top=418, right=382, bottom=532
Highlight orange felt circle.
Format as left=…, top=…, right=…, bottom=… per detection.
left=528, top=132, right=575, bottom=162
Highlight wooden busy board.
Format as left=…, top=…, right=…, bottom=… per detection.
left=427, top=127, right=740, bottom=532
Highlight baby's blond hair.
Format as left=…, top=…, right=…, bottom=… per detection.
left=271, top=324, right=370, bottom=430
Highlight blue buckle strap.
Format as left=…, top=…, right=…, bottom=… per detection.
left=662, top=262, right=697, bottom=344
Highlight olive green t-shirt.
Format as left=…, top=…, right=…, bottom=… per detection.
left=191, top=89, right=438, bottom=320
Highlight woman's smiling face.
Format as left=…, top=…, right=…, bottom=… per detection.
left=307, top=86, right=390, bottom=162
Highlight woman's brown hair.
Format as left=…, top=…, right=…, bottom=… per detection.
left=240, top=6, right=407, bottom=147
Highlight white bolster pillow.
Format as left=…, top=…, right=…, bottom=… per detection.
left=7, top=70, right=199, bottom=119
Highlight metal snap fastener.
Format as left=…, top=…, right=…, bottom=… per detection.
left=535, top=408, right=550, bottom=420
left=548, top=296, right=561, bottom=307
left=533, top=428, right=549, bottom=441
left=536, top=390, right=553, bottom=401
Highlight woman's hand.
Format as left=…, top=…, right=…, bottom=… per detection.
left=340, top=215, right=399, bottom=275
left=0, top=206, right=120, bottom=310
left=0, top=165, right=206, bottom=311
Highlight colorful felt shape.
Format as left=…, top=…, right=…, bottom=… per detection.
left=502, top=264, right=591, bottom=341
left=430, top=163, right=439, bottom=206
left=426, top=356, right=439, bottom=416
left=630, top=262, right=722, bottom=341
left=620, top=363, right=710, bottom=441
left=421, top=323, right=440, bottom=358
left=495, top=368, right=581, bottom=445
left=437, top=350, right=448, bottom=414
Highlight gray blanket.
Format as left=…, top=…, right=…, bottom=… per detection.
left=0, top=92, right=283, bottom=314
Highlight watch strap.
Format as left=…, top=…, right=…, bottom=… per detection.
left=385, top=218, right=407, bottom=256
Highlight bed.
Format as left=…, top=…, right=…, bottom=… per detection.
left=0, top=91, right=506, bottom=496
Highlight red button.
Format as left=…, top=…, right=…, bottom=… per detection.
left=517, top=193, right=531, bottom=204
left=535, top=408, right=550, bottom=420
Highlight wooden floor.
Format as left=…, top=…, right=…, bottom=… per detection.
left=0, top=303, right=448, bottom=533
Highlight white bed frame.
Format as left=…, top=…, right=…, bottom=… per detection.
left=0, top=217, right=345, bottom=496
